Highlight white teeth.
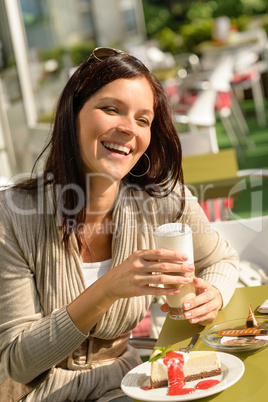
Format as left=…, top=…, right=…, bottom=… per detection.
left=102, top=142, right=131, bottom=155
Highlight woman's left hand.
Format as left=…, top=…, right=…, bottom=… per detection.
left=160, top=277, right=223, bottom=326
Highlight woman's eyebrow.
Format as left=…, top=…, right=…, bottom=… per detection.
left=98, top=97, right=154, bottom=116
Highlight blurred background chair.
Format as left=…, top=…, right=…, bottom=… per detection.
left=131, top=294, right=167, bottom=344
left=213, top=215, right=268, bottom=286
left=165, top=54, right=255, bottom=165
left=209, top=54, right=255, bottom=155
left=0, top=79, right=15, bottom=182
left=130, top=297, right=165, bottom=358
left=127, top=43, right=176, bottom=71
left=129, top=336, right=157, bottom=361
left=174, top=88, right=219, bottom=154
left=231, top=49, right=267, bottom=128
left=201, top=28, right=268, bottom=129
left=179, top=127, right=219, bottom=156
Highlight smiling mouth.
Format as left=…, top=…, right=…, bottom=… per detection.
left=102, top=142, right=132, bottom=156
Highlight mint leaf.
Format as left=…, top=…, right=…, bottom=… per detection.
left=149, top=345, right=174, bottom=362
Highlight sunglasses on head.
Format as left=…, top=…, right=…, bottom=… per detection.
left=87, top=46, right=145, bottom=67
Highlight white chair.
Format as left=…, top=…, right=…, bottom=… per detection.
left=173, top=55, right=254, bottom=164
left=179, top=128, right=219, bottom=157
left=213, top=215, right=268, bottom=286
left=209, top=55, right=255, bottom=154
left=0, top=79, right=15, bottom=178
left=214, top=28, right=268, bottom=128
left=174, top=87, right=220, bottom=156
left=232, top=49, right=267, bottom=128
left=179, top=127, right=219, bottom=156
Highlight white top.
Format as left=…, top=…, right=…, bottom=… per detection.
left=83, top=259, right=112, bottom=287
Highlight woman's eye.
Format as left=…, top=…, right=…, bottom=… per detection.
left=102, top=106, right=118, bottom=113
left=138, top=118, right=150, bottom=127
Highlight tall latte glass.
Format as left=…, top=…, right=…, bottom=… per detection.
left=154, top=222, right=196, bottom=320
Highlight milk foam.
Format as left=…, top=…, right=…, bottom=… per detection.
left=154, top=223, right=194, bottom=264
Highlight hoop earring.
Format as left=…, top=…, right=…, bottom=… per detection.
left=129, top=153, right=151, bottom=177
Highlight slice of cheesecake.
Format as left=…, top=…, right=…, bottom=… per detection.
left=150, top=350, right=222, bottom=389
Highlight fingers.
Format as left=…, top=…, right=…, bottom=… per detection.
left=126, top=249, right=195, bottom=288
left=147, top=261, right=195, bottom=276
left=145, top=272, right=192, bottom=288
left=184, top=300, right=219, bottom=325
left=157, top=277, right=223, bottom=325
left=108, top=249, right=195, bottom=300
left=160, top=293, right=219, bottom=324
left=181, top=278, right=222, bottom=324
left=143, top=285, right=181, bottom=297
left=137, top=249, right=195, bottom=275
left=141, top=248, right=189, bottom=264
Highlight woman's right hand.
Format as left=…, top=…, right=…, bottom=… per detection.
left=104, top=249, right=195, bottom=303
left=67, top=249, right=194, bottom=334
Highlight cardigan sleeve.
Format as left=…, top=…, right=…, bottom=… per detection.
left=0, top=192, right=87, bottom=384
left=182, top=188, right=239, bottom=307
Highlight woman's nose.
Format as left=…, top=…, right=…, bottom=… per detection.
left=116, top=116, right=137, bottom=136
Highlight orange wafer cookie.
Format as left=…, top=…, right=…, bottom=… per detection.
left=217, top=328, right=268, bottom=336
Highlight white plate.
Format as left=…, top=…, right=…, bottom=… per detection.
left=121, top=351, right=244, bottom=401
left=202, top=317, right=268, bottom=352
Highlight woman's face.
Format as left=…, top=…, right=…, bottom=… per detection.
left=77, top=77, right=154, bottom=182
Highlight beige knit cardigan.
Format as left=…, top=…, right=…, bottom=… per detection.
left=0, top=184, right=239, bottom=401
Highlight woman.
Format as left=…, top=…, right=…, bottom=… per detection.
left=0, top=47, right=239, bottom=401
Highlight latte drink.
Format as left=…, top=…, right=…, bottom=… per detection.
left=154, top=222, right=195, bottom=319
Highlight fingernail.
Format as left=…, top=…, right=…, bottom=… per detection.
left=181, top=253, right=188, bottom=261
left=183, top=277, right=190, bottom=283
left=184, top=312, right=191, bottom=318
left=188, top=264, right=195, bottom=271
left=184, top=302, right=191, bottom=309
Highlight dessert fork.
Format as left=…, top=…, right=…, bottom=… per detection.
left=178, top=333, right=200, bottom=353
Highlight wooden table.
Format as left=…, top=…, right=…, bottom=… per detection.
left=182, top=148, right=240, bottom=200
left=135, top=285, right=268, bottom=402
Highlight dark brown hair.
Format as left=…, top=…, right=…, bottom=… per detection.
left=17, top=53, right=185, bottom=248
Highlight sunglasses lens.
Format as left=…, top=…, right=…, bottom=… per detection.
left=93, top=47, right=120, bottom=60
left=88, top=47, right=146, bottom=68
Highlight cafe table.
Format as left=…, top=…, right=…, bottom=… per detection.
left=134, top=285, right=268, bottom=402
left=195, top=28, right=267, bottom=70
